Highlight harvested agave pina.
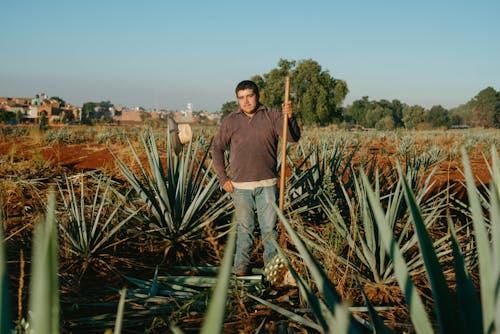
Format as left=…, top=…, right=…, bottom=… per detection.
left=264, top=255, right=296, bottom=287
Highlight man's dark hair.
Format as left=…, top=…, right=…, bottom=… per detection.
left=235, top=80, right=260, bottom=100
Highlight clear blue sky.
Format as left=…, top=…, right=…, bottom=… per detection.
left=1, top=0, right=499, bottom=112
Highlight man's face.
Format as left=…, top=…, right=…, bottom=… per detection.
left=237, top=88, right=258, bottom=114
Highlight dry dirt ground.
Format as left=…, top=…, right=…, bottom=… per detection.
left=0, top=135, right=492, bottom=186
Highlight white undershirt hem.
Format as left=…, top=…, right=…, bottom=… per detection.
left=232, top=178, right=277, bottom=190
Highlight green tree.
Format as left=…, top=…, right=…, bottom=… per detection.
left=375, top=115, right=395, bottom=130
left=470, top=87, right=500, bottom=128
left=372, top=99, right=404, bottom=128
left=403, top=104, right=426, bottom=129
left=448, top=105, right=468, bottom=127
left=50, top=96, right=66, bottom=107
left=251, top=58, right=348, bottom=126
left=365, top=105, right=391, bottom=128
left=333, top=79, right=349, bottom=107
left=220, top=101, right=238, bottom=120
left=251, top=59, right=295, bottom=109
left=345, top=96, right=370, bottom=125
left=81, top=102, right=96, bottom=125
left=426, top=105, right=450, bottom=128
left=293, top=59, right=348, bottom=125
left=39, top=111, right=48, bottom=130
left=389, top=99, right=404, bottom=127
left=0, top=108, right=6, bottom=123
left=81, top=100, right=114, bottom=124
left=0, top=109, right=15, bottom=123
left=489, top=100, right=500, bottom=128
left=345, top=97, right=404, bottom=129
left=16, top=110, right=23, bottom=124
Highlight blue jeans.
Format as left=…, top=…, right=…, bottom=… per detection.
left=231, top=185, right=278, bottom=273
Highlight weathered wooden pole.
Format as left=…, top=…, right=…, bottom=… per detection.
left=278, top=76, right=290, bottom=247
left=279, top=76, right=290, bottom=212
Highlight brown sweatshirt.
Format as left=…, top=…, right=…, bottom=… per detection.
left=211, top=104, right=301, bottom=186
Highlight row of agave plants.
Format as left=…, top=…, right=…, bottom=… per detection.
left=272, top=138, right=500, bottom=333
left=1, top=126, right=499, bottom=332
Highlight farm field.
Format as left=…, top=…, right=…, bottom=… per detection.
left=1, top=124, right=499, bottom=333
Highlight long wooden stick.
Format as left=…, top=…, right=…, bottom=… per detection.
left=279, top=76, right=290, bottom=213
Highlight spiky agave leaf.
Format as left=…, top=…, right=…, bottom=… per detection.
left=272, top=208, right=373, bottom=333
left=491, top=146, right=500, bottom=334
left=247, top=293, right=323, bottom=332
left=269, top=239, right=337, bottom=331
left=397, top=161, right=460, bottom=333
left=28, top=189, right=60, bottom=333
left=113, top=288, right=126, bottom=334
left=360, top=168, right=434, bottom=333
left=199, top=224, right=236, bottom=334
left=462, top=146, right=499, bottom=333
left=447, top=215, right=483, bottom=333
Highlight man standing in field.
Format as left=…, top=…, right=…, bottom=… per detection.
left=211, top=80, right=301, bottom=276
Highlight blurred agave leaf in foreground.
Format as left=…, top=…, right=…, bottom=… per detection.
left=0, top=193, right=13, bottom=333
left=28, top=190, right=60, bottom=334
left=462, top=147, right=500, bottom=333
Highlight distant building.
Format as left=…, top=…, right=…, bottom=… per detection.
left=182, top=103, right=193, bottom=123
left=1, top=94, right=219, bottom=126
left=112, top=109, right=146, bottom=123
left=0, top=94, right=78, bottom=124
left=112, top=108, right=171, bottom=124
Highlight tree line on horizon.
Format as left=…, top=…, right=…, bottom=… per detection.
left=221, top=58, right=500, bottom=130
left=343, top=86, right=500, bottom=130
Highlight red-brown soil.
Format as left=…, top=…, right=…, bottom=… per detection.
left=0, top=135, right=492, bottom=185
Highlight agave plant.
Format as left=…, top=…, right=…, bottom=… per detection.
left=357, top=146, right=500, bottom=333
left=248, top=206, right=386, bottom=334
left=113, top=127, right=232, bottom=263
left=56, top=172, right=141, bottom=272
left=2, top=189, right=134, bottom=334
left=318, top=162, right=453, bottom=287
left=283, top=136, right=358, bottom=223
left=310, top=145, right=457, bottom=300
left=251, top=142, right=500, bottom=333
